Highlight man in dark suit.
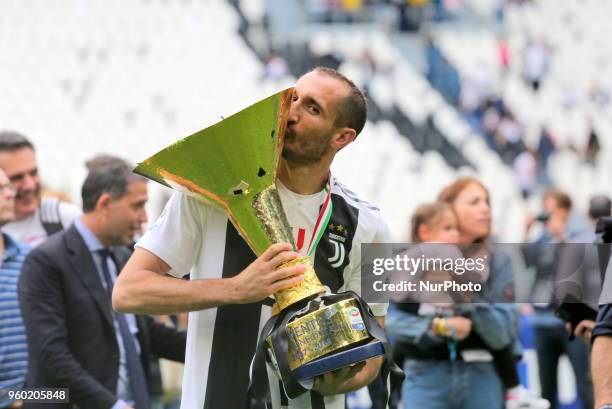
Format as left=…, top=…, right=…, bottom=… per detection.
left=18, top=158, right=186, bottom=409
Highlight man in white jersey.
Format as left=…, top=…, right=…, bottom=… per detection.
left=113, top=67, right=390, bottom=409
left=0, top=131, right=81, bottom=246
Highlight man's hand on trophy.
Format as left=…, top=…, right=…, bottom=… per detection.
left=312, top=362, right=366, bottom=396
left=229, top=243, right=306, bottom=304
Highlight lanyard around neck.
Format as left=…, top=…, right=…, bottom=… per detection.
left=305, top=178, right=333, bottom=258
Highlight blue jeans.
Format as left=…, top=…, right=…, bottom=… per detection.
left=402, top=359, right=504, bottom=409
left=150, top=396, right=164, bottom=409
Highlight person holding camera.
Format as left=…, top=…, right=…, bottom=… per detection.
left=562, top=195, right=611, bottom=343
left=523, top=189, right=594, bottom=409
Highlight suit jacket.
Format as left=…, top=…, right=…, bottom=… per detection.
left=18, top=225, right=186, bottom=409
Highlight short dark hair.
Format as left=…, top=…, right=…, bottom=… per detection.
left=589, top=194, right=611, bottom=219
left=81, top=156, right=146, bottom=213
left=85, top=154, right=128, bottom=171
left=312, top=67, right=368, bottom=136
left=0, top=131, right=34, bottom=152
left=544, top=189, right=572, bottom=211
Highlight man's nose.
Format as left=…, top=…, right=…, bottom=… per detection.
left=478, top=203, right=490, bottom=215
left=287, top=102, right=298, bottom=126
left=21, top=174, right=37, bottom=191
left=139, top=209, right=148, bottom=224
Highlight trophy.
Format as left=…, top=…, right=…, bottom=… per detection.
left=135, top=89, right=386, bottom=399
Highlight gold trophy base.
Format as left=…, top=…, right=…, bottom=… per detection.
left=265, top=297, right=372, bottom=373
left=285, top=298, right=371, bottom=369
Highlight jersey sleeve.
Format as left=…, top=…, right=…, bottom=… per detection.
left=342, top=212, right=391, bottom=317
left=136, top=192, right=206, bottom=278
left=58, top=201, right=82, bottom=227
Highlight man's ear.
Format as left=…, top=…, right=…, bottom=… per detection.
left=333, top=127, right=357, bottom=150
left=95, top=193, right=114, bottom=213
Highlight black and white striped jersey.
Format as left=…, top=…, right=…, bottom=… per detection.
left=136, top=175, right=390, bottom=409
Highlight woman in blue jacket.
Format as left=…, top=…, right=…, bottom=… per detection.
left=387, top=177, right=517, bottom=409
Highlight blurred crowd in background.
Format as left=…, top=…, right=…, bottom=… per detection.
left=1, top=0, right=611, bottom=408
